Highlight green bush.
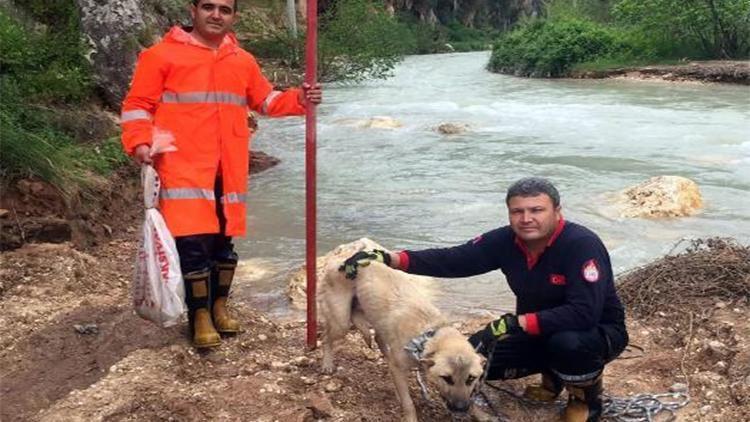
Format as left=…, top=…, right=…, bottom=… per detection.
left=396, top=17, right=498, bottom=54
left=547, top=0, right=616, bottom=23
left=489, top=0, right=749, bottom=77
left=0, top=100, right=126, bottom=197
left=613, top=0, right=750, bottom=59
left=398, top=13, right=445, bottom=54
left=318, top=0, right=415, bottom=82
left=0, top=6, right=124, bottom=196
left=1, top=3, right=91, bottom=101
left=444, top=21, right=498, bottom=52
left=242, top=0, right=415, bottom=82
left=488, top=17, right=634, bottom=77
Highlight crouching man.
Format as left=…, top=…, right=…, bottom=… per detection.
left=341, top=177, right=628, bottom=421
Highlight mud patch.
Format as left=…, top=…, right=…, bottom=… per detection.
left=0, top=304, right=180, bottom=421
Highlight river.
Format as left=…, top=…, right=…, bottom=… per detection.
left=238, top=51, right=750, bottom=318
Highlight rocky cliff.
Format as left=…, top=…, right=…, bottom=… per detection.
left=73, top=0, right=187, bottom=109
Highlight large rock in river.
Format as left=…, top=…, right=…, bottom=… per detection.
left=619, top=176, right=703, bottom=218
left=287, top=238, right=435, bottom=310
left=436, top=122, right=469, bottom=135
left=249, top=150, right=280, bottom=174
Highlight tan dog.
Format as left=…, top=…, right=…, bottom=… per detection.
left=320, top=241, right=487, bottom=422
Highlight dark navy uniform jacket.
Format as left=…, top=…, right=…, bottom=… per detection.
left=396, top=220, right=626, bottom=337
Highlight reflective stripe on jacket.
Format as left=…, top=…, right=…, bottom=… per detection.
left=121, top=27, right=305, bottom=237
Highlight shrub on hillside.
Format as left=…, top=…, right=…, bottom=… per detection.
left=488, top=17, right=641, bottom=77
left=0, top=7, right=124, bottom=195
left=242, top=0, right=415, bottom=82
left=614, top=0, right=750, bottom=59
left=318, top=0, right=415, bottom=82
left=0, top=9, right=90, bottom=101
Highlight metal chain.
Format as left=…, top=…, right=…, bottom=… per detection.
left=479, top=383, right=690, bottom=422
left=471, top=340, right=513, bottom=421
left=602, top=392, right=690, bottom=422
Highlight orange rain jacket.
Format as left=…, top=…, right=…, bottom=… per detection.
left=121, top=27, right=305, bottom=237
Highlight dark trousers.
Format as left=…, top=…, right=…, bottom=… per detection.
left=175, top=178, right=238, bottom=274
left=469, top=324, right=628, bottom=383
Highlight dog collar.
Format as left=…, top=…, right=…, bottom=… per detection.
left=404, top=328, right=436, bottom=360
left=404, top=323, right=449, bottom=360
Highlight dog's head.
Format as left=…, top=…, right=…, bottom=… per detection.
left=420, top=330, right=485, bottom=414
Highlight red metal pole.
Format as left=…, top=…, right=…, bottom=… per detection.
left=304, top=0, right=318, bottom=350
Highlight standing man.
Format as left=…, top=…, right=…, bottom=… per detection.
left=121, top=0, right=322, bottom=349
left=340, top=177, right=628, bottom=422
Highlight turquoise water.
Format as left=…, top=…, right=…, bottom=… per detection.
left=238, top=52, right=750, bottom=318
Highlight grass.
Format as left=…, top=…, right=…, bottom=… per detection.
left=0, top=5, right=126, bottom=199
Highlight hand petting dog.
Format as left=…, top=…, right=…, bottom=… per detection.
left=339, top=249, right=392, bottom=279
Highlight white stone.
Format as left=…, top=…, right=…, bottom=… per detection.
left=324, top=380, right=342, bottom=393
left=359, top=116, right=403, bottom=129
left=708, top=340, right=728, bottom=356
left=270, top=361, right=288, bottom=370
left=618, top=176, right=703, bottom=218
left=292, top=356, right=314, bottom=367
left=669, top=383, right=688, bottom=393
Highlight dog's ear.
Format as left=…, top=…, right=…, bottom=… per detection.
left=419, top=358, right=436, bottom=368
left=420, top=351, right=436, bottom=368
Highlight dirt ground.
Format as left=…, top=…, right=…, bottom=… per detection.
left=570, top=60, right=750, bottom=85
left=1, top=176, right=748, bottom=422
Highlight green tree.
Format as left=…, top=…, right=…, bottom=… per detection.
left=318, top=0, right=415, bottom=82
left=613, top=0, right=750, bottom=58
left=241, top=0, right=415, bottom=82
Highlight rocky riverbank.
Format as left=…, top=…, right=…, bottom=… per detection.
left=1, top=187, right=748, bottom=421
left=569, top=61, right=750, bottom=85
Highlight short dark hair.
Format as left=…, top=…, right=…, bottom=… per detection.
left=192, top=0, right=238, bottom=13
left=506, top=177, right=561, bottom=208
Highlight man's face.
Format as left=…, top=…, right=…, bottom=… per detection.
left=507, top=194, right=561, bottom=245
left=191, top=0, right=237, bottom=41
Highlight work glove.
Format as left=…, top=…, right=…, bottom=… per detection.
left=481, top=313, right=523, bottom=348
left=338, top=249, right=391, bottom=280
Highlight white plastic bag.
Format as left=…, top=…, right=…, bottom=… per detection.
left=132, top=165, right=185, bottom=327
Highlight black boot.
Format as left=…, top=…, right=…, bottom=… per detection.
left=563, top=374, right=603, bottom=422
left=211, top=260, right=240, bottom=334
left=184, top=270, right=221, bottom=348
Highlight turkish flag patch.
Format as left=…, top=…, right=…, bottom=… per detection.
left=582, top=259, right=600, bottom=283
left=549, top=274, right=566, bottom=285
